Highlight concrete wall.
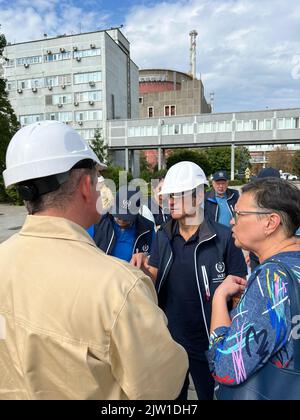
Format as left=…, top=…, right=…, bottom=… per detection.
left=139, top=78, right=211, bottom=118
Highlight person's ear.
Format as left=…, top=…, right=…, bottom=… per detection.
left=265, top=213, right=281, bottom=235
left=80, top=173, right=94, bottom=203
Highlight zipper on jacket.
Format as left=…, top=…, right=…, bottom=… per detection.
left=132, top=230, right=151, bottom=256
left=201, top=265, right=211, bottom=301
left=215, top=205, right=219, bottom=222
left=157, top=251, right=173, bottom=294
left=106, top=230, right=115, bottom=254
left=194, top=234, right=217, bottom=341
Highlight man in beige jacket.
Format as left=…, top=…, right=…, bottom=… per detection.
left=0, top=121, right=188, bottom=400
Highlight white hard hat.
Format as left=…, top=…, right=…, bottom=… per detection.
left=3, top=121, right=107, bottom=188
left=159, top=161, right=208, bottom=195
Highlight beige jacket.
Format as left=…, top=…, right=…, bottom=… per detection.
left=0, top=216, right=188, bottom=400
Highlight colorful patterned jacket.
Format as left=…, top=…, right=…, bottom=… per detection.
left=207, top=251, right=300, bottom=386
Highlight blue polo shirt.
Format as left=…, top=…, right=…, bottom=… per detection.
left=215, top=194, right=232, bottom=227
left=86, top=224, right=95, bottom=238
left=111, top=220, right=136, bottom=262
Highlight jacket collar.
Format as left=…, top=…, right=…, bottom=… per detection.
left=162, top=218, right=216, bottom=244
left=206, top=188, right=235, bottom=202
left=107, top=213, right=153, bottom=237
left=19, top=215, right=97, bottom=247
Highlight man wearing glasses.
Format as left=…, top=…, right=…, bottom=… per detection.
left=131, top=161, right=247, bottom=400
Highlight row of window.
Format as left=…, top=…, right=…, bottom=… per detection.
left=45, top=91, right=102, bottom=106
left=139, top=75, right=168, bottom=83
left=6, top=72, right=102, bottom=91
left=128, top=123, right=194, bottom=138
left=4, top=49, right=101, bottom=67
left=147, top=105, right=176, bottom=118
left=19, top=110, right=103, bottom=125
left=127, top=117, right=300, bottom=137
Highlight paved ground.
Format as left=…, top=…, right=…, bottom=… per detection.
left=0, top=204, right=27, bottom=243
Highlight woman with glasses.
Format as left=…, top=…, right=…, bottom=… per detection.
left=207, top=178, right=300, bottom=399
left=131, top=161, right=247, bottom=400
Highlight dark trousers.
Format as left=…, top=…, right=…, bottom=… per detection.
left=177, top=357, right=215, bottom=401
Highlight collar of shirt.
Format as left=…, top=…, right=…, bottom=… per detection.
left=20, top=215, right=96, bottom=247
left=170, top=219, right=216, bottom=244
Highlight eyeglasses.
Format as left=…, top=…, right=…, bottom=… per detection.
left=233, top=210, right=273, bottom=224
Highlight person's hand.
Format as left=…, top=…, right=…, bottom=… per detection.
left=215, top=275, right=247, bottom=301
left=130, top=253, right=152, bottom=276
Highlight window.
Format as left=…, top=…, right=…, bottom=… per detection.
left=74, top=72, right=101, bottom=84
left=128, top=127, right=135, bottom=137
left=16, top=56, right=42, bottom=66
left=139, top=97, right=143, bottom=104
left=45, top=74, right=71, bottom=88
left=73, top=49, right=101, bottom=59
left=45, top=112, right=72, bottom=122
left=6, top=81, right=16, bottom=91
left=164, top=105, right=176, bottom=117
left=265, top=119, right=272, bottom=130
left=148, top=107, right=154, bottom=118
left=174, top=124, right=180, bottom=134
left=182, top=123, right=194, bottom=135
left=75, top=110, right=102, bottom=122
left=20, top=114, right=44, bottom=126
left=198, top=123, right=205, bottom=134
left=74, top=91, right=102, bottom=103
left=204, top=122, right=211, bottom=133
left=77, top=129, right=97, bottom=140
left=52, top=94, right=72, bottom=105
left=45, top=52, right=71, bottom=62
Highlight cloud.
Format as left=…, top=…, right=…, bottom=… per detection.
left=1, top=0, right=300, bottom=112
left=123, top=0, right=300, bottom=112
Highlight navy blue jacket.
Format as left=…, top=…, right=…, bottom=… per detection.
left=204, top=188, right=239, bottom=223
left=152, top=219, right=247, bottom=341
left=93, top=213, right=155, bottom=257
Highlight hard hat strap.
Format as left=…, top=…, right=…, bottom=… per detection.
left=18, top=171, right=70, bottom=201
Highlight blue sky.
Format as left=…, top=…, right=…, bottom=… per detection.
left=1, top=0, right=300, bottom=113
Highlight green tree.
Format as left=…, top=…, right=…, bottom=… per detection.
left=166, top=149, right=210, bottom=175
left=90, top=128, right=110, bottom=165
left=0, top=32, right=21, bottom=202
left=102, top=166, right=133, bottom=190
left=293, top=150, right=300, bottom=176
left=235, top=146, right=251, bottom=173
left=206, top=147, right=231, bottom=175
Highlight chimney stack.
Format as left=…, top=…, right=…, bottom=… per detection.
left=189, top=30, right=198, bottom=79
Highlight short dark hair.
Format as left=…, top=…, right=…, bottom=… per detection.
left=25, top=166, right=97, bottom=215
left=242, top=178, right=300, bottom=237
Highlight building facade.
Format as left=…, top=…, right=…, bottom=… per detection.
left=138, top=69, right=211, bottom=166
left=2, top=28, right=139, bottom=143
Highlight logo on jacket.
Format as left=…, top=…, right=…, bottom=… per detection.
left=216, top=262, right=225, bottom=274
left=121, top=199, right=132, bottom=210
left=142, top=244, right=149, bottom=253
